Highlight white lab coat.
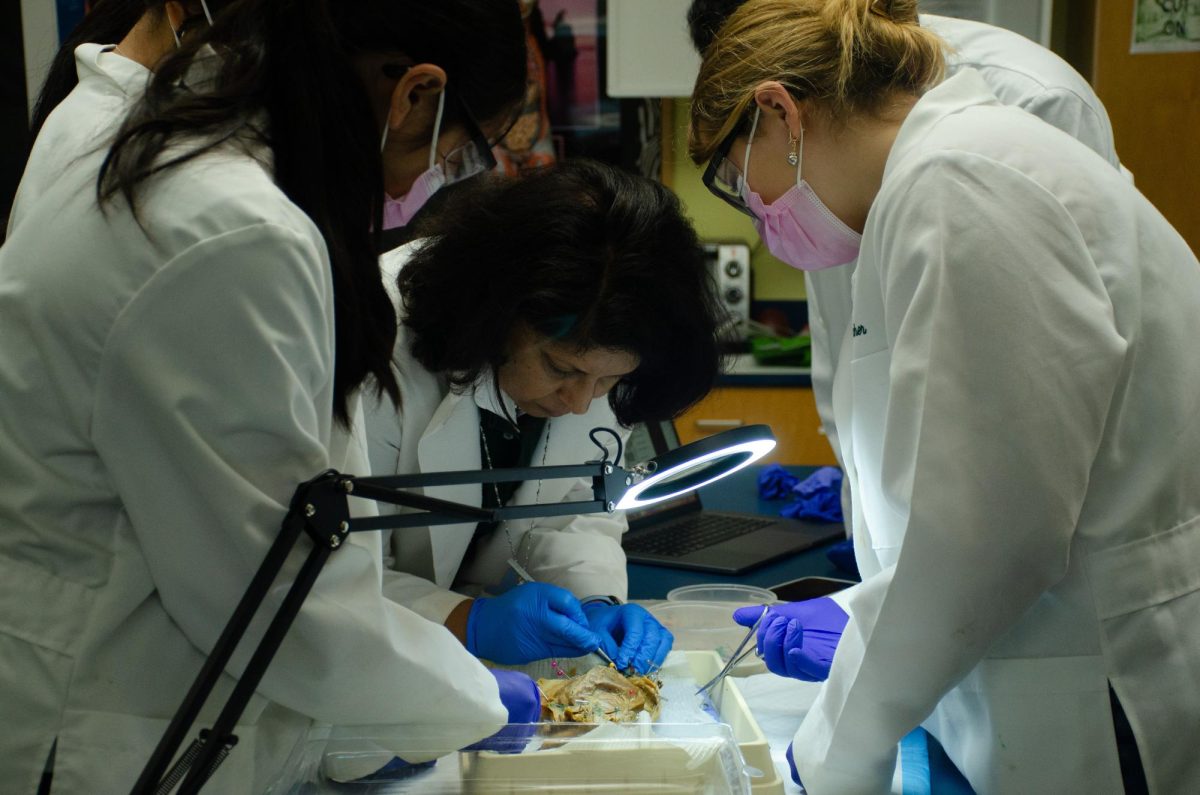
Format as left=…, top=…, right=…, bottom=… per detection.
left=804, top=14, right=1125, bottom=533
left=362, top=242, right=631, bottom=627
left=791, top=68, right=1200, bottom=793
left=7, top=44, right=149, bottom=236
left=0, top=120, right=506, bottom=791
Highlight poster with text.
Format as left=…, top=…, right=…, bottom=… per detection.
left=1132, top=0, right=1200, bottom=53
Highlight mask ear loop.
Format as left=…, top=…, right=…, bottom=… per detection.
left=794, top=122, right=805, bottom=188
left=170, top=1, right=215, bottom=48
left=741, top=106, right=761, bottom=199
left=427, top=90, right=446, bottom=170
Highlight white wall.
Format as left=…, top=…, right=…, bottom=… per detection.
left=21, top=0, right=60, bottom=120
left=607, top=0, right=1053, bottom=97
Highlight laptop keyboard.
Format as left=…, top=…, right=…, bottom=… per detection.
left=624, top=514, right=775, bottom=557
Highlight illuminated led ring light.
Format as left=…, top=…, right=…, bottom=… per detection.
left=615, top=424, right=777, bottom=510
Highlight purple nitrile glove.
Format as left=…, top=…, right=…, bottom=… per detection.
left=786, top=741, right=803, bottom=787
left=463, top=669, right=541, bottom=754
left=466, top=582, right=600, bottom=664
left=732, top=597, right=848, bottom=681
left=583, top=602, right=673, bottom=673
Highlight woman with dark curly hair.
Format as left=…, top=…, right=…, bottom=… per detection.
left=365, top=158, right=728, bottom=677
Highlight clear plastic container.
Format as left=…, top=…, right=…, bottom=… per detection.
left=666, top=584, right=777, bottom=606
left=647, top=602, right=766, bottom=676
left=266, top=651, right=781, bottom=795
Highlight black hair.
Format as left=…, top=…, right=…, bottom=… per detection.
left=96, top=0, right=527, bottom=425
left=399, top=159, right=728, bottom=426
left=28, top=0, right=231, bottom=140
left=687, top=0, right=747, bottom=53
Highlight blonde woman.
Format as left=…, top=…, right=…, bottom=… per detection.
left=689, top=1, right=1200, bottom=792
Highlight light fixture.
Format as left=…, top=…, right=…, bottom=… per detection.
left=616, top=425, right=777, bottom=510
left=135, top=424, right=776, bottom=794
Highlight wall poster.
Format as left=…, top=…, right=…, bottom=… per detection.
left=1132, top=0, right=1200, bottom=53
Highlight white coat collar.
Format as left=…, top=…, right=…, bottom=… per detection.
left=471, top=373, right=520, bottom=424
left=75, top=42, right=151, bottom=100
left=883, top=68, right=1001, bottom=182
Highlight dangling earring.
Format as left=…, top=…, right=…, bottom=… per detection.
left=786, top=132, right=799, bottom=166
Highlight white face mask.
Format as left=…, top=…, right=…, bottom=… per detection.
left=380, top=91, right=448, bottom=230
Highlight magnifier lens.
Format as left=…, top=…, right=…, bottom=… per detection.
left=636, top=451, right=755, bottom=503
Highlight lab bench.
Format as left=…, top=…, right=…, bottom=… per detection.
left=626, top=465, right=846, bottom=601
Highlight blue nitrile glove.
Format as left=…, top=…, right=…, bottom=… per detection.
left=463, top=669, right=542, bottom=754
left=825, top=538, right=859, bottom=577
left=786, top=741, right=803, bottom=787
left=466, top=582, right=600, bottom=664
left=343, top=671, right=542, bottom=779
left=733, top=597, right=849, bottom=681
left=583, top=602, right=673, bottom=673
left=758, top=463, right=800, bottom=500
left=780, top=466, right=843, bottom=522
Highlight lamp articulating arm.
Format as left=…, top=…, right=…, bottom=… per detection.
left=132, top=423, right=774, bottom=794
left=133, top=461, right=625, bottom=795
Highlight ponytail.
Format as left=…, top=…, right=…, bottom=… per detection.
left=689, top=0, right=947, bottom=164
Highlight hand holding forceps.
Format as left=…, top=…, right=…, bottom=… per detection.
left=695, top=604, right=768, bottom=696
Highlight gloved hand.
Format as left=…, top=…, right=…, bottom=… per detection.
left=583, top=602, right=673, bottom=673
left=786, top=741, right=802, bottom=787
left=466, top=582, right=600, bottom=664
left=343, top=670, right=542, bottom=777
left=463, top=669, right=542, bottom=754
left=733, top=597, right=848, bottom=681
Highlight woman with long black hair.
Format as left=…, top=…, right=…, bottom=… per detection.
left=11, top=0, right=519, bottom=238
left=0, top=1, right=531, bottom=792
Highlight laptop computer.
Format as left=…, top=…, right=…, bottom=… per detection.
left=619, top=420, right=846, bottom=574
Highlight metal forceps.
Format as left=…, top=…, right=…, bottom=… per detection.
left=695, top=604, right=769, bottom=696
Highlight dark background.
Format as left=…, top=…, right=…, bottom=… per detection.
left=1, top=2, right=31, bottom=241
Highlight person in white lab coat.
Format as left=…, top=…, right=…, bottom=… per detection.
left=365, top=159, right=728, bottom=674
left=0, top=2, right=532, bottom=793
left=689, top=0, right=1200, bottom=792
left=688, top=1, right=1127, bottom=536
left=9, top=0, right=513, bottom=241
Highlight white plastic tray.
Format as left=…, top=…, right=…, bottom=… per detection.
left=268, top=651, right=782, bottom=794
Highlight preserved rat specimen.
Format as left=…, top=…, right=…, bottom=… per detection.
left=539, top=666, right=662, bottom=723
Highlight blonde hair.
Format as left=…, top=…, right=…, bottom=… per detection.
left=688, top=0, right=948, bottom=163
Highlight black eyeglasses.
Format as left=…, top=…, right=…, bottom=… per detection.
left=381, top=63, right=498, bottom=185
left=701, top=122, right=755, bottom=218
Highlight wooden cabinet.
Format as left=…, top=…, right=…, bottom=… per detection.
left=676, top=386, right=839, bottom=466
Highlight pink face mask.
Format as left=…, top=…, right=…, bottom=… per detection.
left=741, top=108, right=861, bottom=271
left=380, top=92, right=448, bottom=230
left=382, top=165, right=445, bottom=229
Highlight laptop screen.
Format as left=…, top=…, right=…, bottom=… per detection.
left=622, top=420, right=703, bottom=525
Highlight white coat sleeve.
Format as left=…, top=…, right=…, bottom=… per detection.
left=519, top=482, right=630, bottom=602
left=92, top=223, right=506, bottom=747
left=514, top=423, right=630, bottom=601
left=791, top=155, right=1127, bottom=793
left=1020, top=87, right=1120, bottom=171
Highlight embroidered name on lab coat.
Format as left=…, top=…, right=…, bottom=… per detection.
left=853, top=324, right=868, bottom=337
